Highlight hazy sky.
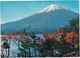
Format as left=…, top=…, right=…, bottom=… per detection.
left=0, top=1, right=79, bottom=24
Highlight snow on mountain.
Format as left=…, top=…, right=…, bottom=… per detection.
left=1, top=4, right=78, bottom=32
left=38, top=4, right=68, bottom=13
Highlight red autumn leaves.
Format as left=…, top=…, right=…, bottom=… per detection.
left=5, top=32, right=16, bottom=35
left=43, top=27, right=79, bottom=48
left=43, top=27, right=65, bottom=39
left=64, top=31, right=79, bottom=43
left=63, top=51, right=77, bottom=57
left=1, top=32, right=28, bottom=40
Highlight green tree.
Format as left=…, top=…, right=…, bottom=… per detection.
left=39, top=38, right=61, bottom=57
left=66, top=15, right=79, bottom=33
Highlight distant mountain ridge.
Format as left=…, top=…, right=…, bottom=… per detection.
left=1, top=4, right=78, bottom=32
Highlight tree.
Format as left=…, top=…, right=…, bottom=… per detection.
left=1, top=41, right=10, bottom=57
left=30, top=32, right=40, bottom=56
left=38, top=38, right=61, bottom=57
left=1, top=32, right=16, bottom=57
left=66, top=15, right=79, bottom=34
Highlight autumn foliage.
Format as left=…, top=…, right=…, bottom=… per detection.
left=43, top=27, right=79, bottom=48
left=64, top=31, right=79, bottom=43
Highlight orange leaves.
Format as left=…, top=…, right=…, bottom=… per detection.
left=43, top=27, right=66, bottom=43
left=1, top=36, right=9, bottom=39
left=43, top=32, right=55, bottom=38
left=56, top=39, right=61, bottom=42
left=47, top=35, right=53, bottom=39
left=19, top=34, right=28, bottom=39
left=43, top=27, right=79, bottom=45
left=58, top=33, right=64, bottom=36
left=43, top=33, right=49, bottom=37
left=47, top=34, right=54, bottom=39
left=63, top=51, right=77, bottom=57
left=22, top=35, right=28, bottom=38
left=65, top=32, right=79, bottom=48
left=64, top=31, right=79, bottom=43
left=56, top=27, right=66, bottom=36
left=43, top=33, right=53, bottom=39
left=5, top=32, right=11, bottom=35
left=1, top=35, right=15, bottom=39
left=66, top=31, right=78, bottom=38
left=12, top=34, right=18, bottom=37
left=4, top=32, right=17, bottom=39
left=2, top=33, right=28, bottom=41
left=5, top=32, right=15, bottom=35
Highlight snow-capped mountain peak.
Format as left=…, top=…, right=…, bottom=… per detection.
left=38, top=4, right=68, bottom=13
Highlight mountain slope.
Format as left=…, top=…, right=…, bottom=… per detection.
left=1, top=4, right=78, bottom=32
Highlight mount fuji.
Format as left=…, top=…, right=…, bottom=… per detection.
left=1, top=4, right=78, bottom=32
